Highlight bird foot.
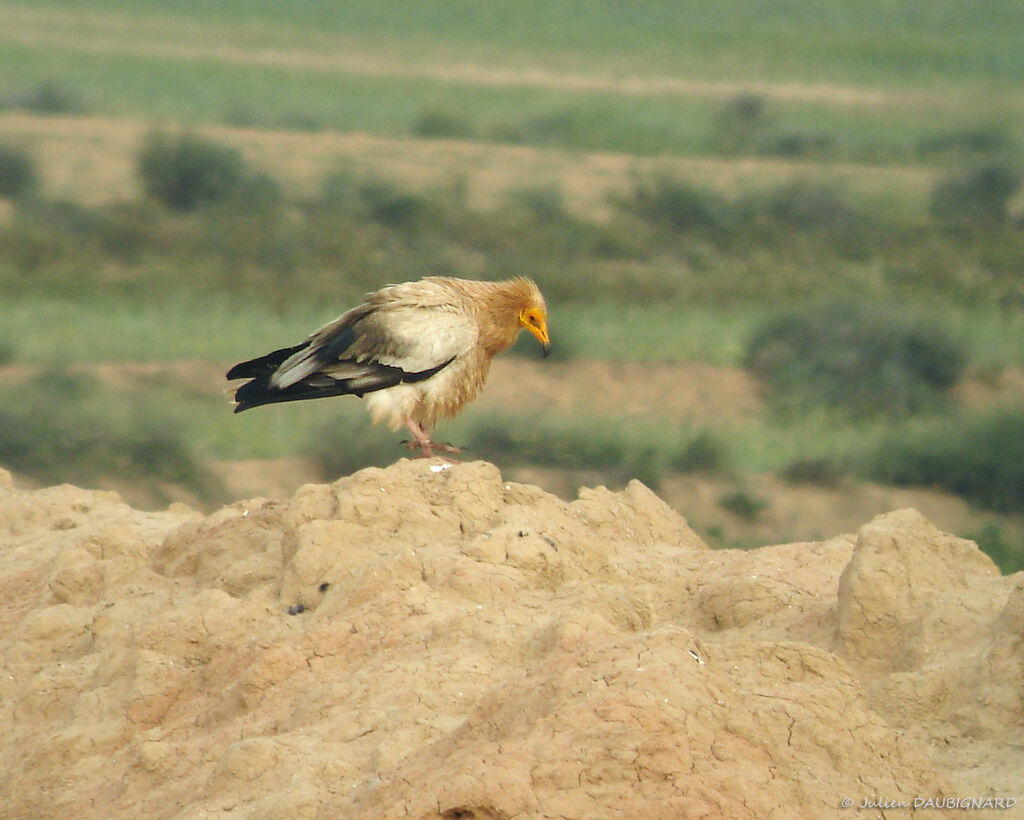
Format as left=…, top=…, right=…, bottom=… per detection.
left=399, top=439, right=463, bottom=461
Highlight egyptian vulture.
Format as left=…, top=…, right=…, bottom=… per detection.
left=227, top=276, right=550, bottom=458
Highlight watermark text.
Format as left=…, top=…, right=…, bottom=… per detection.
left=839, top=796, right=1017, bottom=811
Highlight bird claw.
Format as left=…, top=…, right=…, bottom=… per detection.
left=399, top=438, right=463, bottom=461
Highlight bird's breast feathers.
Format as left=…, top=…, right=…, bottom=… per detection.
left=365, top=346, right=490, bottom=430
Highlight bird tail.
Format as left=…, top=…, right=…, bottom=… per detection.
left=227, top=342, right=336, bottom=413
left=230, top=374, right=352, bottom=413
left=226, top=343, right=308, bottom=381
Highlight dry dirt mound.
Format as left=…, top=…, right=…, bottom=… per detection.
left=1, top=460, right=1021, bottom=819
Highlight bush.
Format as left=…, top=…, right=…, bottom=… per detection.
left=16, top=79, right=84, bottom=114
left=671, top=430, right=729, bottom=474
left=138, top=131, right=249, bottom=211
left=860, top=408, right=1024, bottom=514
left=620, top=174, right=731, bottom=233
left=507, top=106, right=593, bottom=147
left=917, top=126, right=1012, bottom=160
left=6, top=198, right=159, bottom=267
left=507, top=184, right=570, bottom=223
left=778, top=457, right=845, bottom=488
left=745, top=300, right=967, bottom=418
left=0, top=144, right=36, bottom=198
left=738, top=180, right=864, bottom=238
left=719, top=489, right=767, bottom=520
left=356, top=178, right=425, bottom=228
left=929, top=163, right=1022, bottom=227
left=765, top=131, right=835, bottom=159
left=0, top=370, right=218, bottom=500
left=412, top=106, right=474, bottom=139
left=743, top=180, right=873, bottom=258
left=711, top=93, right=768, bottom=154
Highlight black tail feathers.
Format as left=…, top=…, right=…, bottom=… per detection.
left=226, top=343, right=308, bottom=381
left=231, top=374, right=351, bottom=413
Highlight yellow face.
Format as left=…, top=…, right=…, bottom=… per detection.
left=518, top=306, right=551, bottom=356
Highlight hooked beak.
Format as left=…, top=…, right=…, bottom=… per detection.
left=524, top=323, right=550, bottom=357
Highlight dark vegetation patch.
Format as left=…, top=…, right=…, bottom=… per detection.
left=1, top=131, right=1021, bottom=314
left=858, top=408, right=1024, bottom=514
left=0, top=144, right=37, bottom=199
left=0, top=369, right=221, bottom=504
left=744, top=300, right=967, bottom=418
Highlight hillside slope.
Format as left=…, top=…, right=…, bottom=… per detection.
left=1, top=460, right=1021, bottom=818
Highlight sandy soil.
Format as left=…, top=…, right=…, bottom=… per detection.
left=1, top=460, right=1022, bottom=818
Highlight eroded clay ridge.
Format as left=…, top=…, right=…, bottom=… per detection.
left=1, top=460, right=1021, bottom=818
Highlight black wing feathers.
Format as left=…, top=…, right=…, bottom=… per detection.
left=311, top=325, right=357, bottom=368
left=231, top=368, right=404, bottom=413
left=228, top=353, right=456, bottom=413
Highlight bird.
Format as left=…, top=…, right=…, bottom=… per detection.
left=226, top=276, right=550, bottom=459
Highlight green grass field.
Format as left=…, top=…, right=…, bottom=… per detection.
left=5, top=293, right=1024, bottom=371
left=3, top=2, right=1024, bottom=164
left=8, top=0, right=1024, bottom=87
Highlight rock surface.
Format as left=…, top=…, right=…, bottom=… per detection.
left=0, top=460, right=1021, bottom=819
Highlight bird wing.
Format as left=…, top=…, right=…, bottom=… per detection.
left=270, top=296, right=478, bottom=392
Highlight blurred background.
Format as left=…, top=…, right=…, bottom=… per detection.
left=1, top=0, right=1022, bottom=568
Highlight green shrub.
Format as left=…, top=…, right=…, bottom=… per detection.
left=860, top=408, right=1024, bottom=513
left=412, top=106, right=474, bottom=139
left=138, top=131, right=249, bottom=211
left=719, top=489, right=767, bottom=520
left=757, top=181, right=854, bottom=232
left=929, top=163, right=1022, bottom=227
left=778, top=457, right=845, bottom=488
left=765, top=131, right=835, bottom=159
left=671, top=430, right=729, bottom=474
left=356, top=178, right=425, bottom=229
left=0, top=370, right=219, bottom=500
left=745, top=300, right=967, bottom=418
left=620, top=173, right=731, bottom=233
left=711, top=94, right=768, bottom=155
left=16, top=79, right=84, bottom=114
left=507, top=184, right=570, bottom=223
left=0, top=144, right=36, bottom=198
left=736, top=180, right=872, bottom=258
left=917, top=126, right=1012, bottom=160
left=500, top=106, right=593, bottom=147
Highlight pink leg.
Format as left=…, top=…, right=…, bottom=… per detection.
left=403, top=418, right=434, bottom=458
